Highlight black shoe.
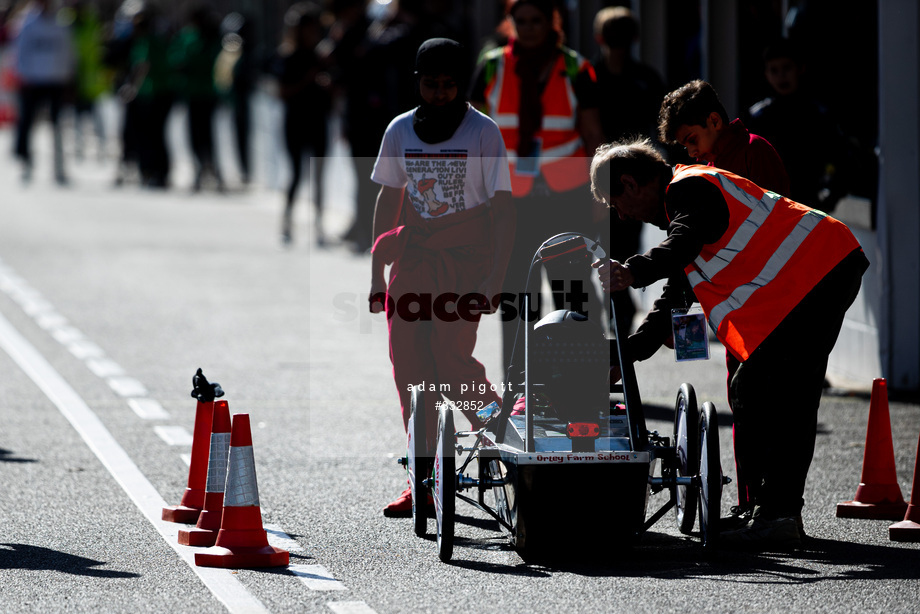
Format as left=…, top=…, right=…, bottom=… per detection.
left=721, top=515, right=802, bottom=551
left=719, top=505, right=755, bottom=531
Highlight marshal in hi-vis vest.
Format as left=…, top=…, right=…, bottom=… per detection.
left=481, top=44, right=592, bottom=197
left=668, top=165, right=861, bottom=361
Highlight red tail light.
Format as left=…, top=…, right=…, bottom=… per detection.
left=567, top=422, right=600, bottom=438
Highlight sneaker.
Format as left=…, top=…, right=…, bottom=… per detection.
left=719, top=505, right=755, bottom=531
left=721, top=515, right=802, bottom=551
left=382, top=487, right=434, bottom=518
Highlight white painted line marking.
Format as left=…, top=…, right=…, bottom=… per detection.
left=327, top=602, right=379, bottom=614
left=289, top=565, right=348, bottom=591
left=22, top=298, right=54, bottom=317
left=86, top=357, right=126, bottom=378
left=107, top=376, right=148, bottom=397
left=35, top=312, right=68, bottom=330
left=154, top=425, right=194, bottom=446
left=50, top=325, right=84, bottom=345
left=180, top=453, right=192, bottom=467
left=128, top=398, right=170, bottom=420
left=67, top=338, right=105, bottom=359
left=0, top=311, right=270, bottom=614
left=263, top=524, right=305, bottom=552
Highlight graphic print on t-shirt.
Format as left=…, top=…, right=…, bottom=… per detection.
left=405, top=151, right=468, bottom=218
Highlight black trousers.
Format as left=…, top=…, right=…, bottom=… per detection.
left=15, top=84, right=66, bottom=169
left=728, top=248, right=869, bottom=518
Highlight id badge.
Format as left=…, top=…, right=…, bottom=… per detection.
left=515, top=138, right=542, bottom=177
left=671, top=307, right=710, bottom=362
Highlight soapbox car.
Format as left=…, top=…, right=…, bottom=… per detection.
left=402, top=233, right=726, bottom=561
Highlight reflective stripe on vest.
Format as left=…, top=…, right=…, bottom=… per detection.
left=672, top=165, right=860, bottom=360
left=482, top=45, right=588, bottom=196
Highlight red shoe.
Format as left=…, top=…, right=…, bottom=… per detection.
left=382, top=487, right=434, bottom=517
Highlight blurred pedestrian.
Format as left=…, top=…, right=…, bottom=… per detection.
left=214, top=11, right=255, bottom=185
left=269, top=1, right=332, bottom=245
left=591, top=5, right=666, bottom=335
left=122, top=5, right=174, bottom=188
left=107, top=0, right=142, bottom=186
left=369, top=38, right=514, bottom=517
left=171, top=3, right=223, bottom=192
left=339, top=0, right=436, bottom=253
left=745, top=38, right=854, bottom=213
left=69, top=0, right=111, bottom=161
left=13, top=0, right=75, bottom=185
left=470, top=0, right=605, bottom=374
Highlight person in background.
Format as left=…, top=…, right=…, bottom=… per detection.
left=369, top=38, right=514, bottom=517
left=338, top=0, right=437, bottom=253
left=470, top=0, right=605, bottom=375
left=13, top=0, right=75, bottom=185
left=745, top=37, right=853, bottom=213
left=214, top=11, right=256, bottom=186
left=122, top=5, right=174, bottom=188
left=591, top=5, right=666, bottom=336
left=69, top=0, right=110, bottom=161
left=171, top=3, right=223, bottom=192
left=269, top=1, right=332, bottom=246
left=591, top=139, right=867, bottom=549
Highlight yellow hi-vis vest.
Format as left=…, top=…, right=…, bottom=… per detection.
left=669, top=164, right=861, bottom=361
left=481, top=44, right=591, bottom=197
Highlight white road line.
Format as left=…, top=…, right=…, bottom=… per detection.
left=154, top=425, right=195, bottom=446
left=0, top=310, right=271, bottom=614
left=86, top=357, right=126, bottom=378
left=67, top=338, right=105, bottom=359
left=289, top=565, right=348, bottom=591
left=50, top=324, right=85, bottom=345
left=128, top=398, right=171, bottom=420
left=326, top=602, right=379, bottom=614
left=36, top=312, right=69, bottom=330
left=263, top=524, right=305, bottom=552
left=107, top=375, right=148, bottom=397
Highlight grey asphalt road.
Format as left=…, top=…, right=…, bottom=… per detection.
left=0, top=102, right=918, bottom=614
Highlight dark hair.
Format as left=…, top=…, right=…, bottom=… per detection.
left=595, top=6, right=639, bottom=49
left=590, top=138, right=669, bottom=203
left=508, top=0, right=556, bottom=21
left=657, top=79, right=728, bottom=144
left=762, top=37, right=802, bottom=65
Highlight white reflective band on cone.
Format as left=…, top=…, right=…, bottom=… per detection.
left=224, top=446, right=260, bottom=507
left=205, top=432, right=231, bottom=492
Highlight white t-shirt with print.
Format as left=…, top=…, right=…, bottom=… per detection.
left=372, top=106, right=512, bottom=220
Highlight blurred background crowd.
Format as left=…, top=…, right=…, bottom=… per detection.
left=0, top=0, right=879, bottom=253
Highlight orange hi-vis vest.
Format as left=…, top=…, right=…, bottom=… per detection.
left=481, top=44, right=591, bottom=197
left=669, top=164, right=861, bottom=361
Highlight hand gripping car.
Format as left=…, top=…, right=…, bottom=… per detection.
left=401, top=233, right=727, bottom=561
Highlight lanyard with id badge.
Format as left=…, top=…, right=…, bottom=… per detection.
left=515, top=138, right=541, bottom=177
left=671, top=306, right=710, bottom=362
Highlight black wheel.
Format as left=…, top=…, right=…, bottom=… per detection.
left=698, top=401, right=722, bottom=550
left=434, top=406, right=456, bottom=562
left=408, top=387, right=429, bottom=537
left=673, top=383, right=699, bottom=534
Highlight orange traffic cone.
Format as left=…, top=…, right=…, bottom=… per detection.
left=163, top=370, right=223, bottom=523
left=179, top=399, right=232, bottom=546
left=889, top=431, right=920, bottom=542
left=837, top=378, right=908, bottom=520
left=195, top=414, right=289, bottom=568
